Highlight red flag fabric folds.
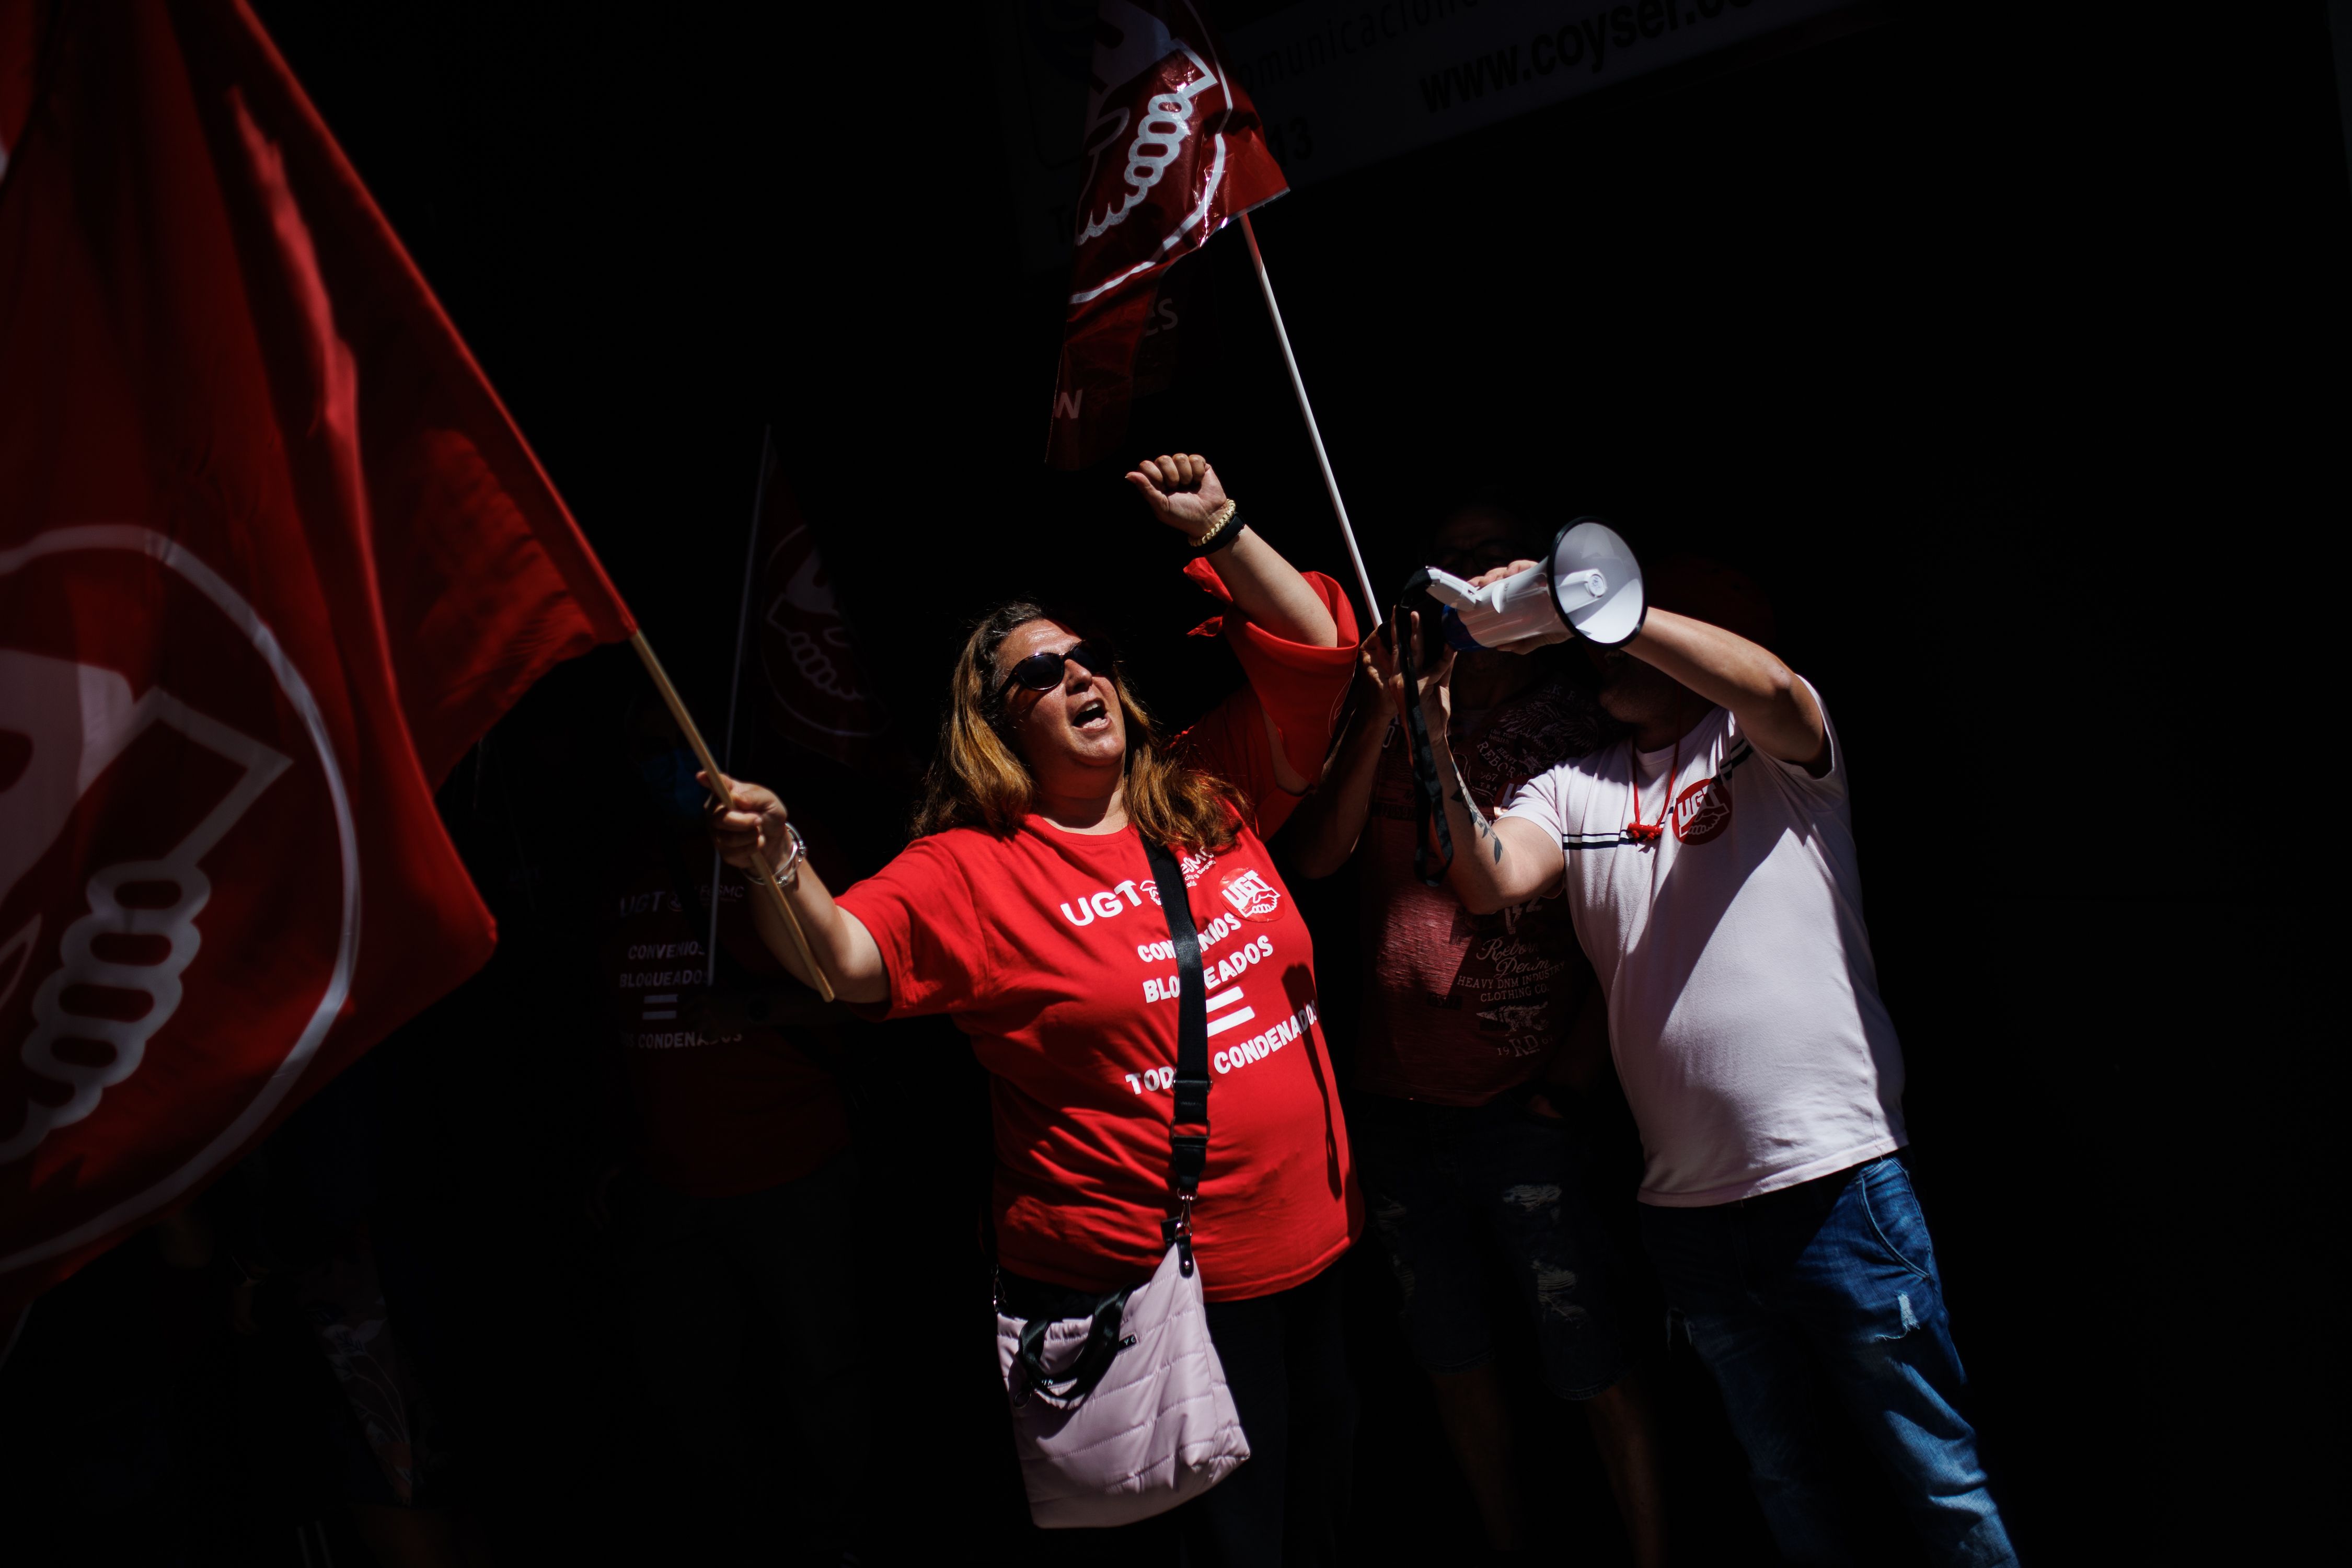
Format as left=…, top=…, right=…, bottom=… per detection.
left=0, top=0, right=633, bottom=1308
left=1046, top=1, right=1287, bottom=469
left=742, top=438, right=894, bottom=774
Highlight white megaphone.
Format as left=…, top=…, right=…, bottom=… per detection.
left=1421, top=518, right=1646, bottom=652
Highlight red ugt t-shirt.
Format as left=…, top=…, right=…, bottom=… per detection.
left=835, top=563, right=1361, bottom=1301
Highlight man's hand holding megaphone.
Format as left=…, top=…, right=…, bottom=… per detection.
left=1421, top=520, right=1648, bottom=653
left=1448, top=559, right=1572, bottom=655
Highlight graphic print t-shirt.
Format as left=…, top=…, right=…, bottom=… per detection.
left=601, top=847, right=851, bottom=1198
left=1499, top=682, right=1907, bottom=1207
left=836, top=563, right=1360, bottom=1300
left=1357, top=677, right=1614, bottom=1105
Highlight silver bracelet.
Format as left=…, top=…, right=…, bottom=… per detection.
left=765, top=821, right=806, bottom=890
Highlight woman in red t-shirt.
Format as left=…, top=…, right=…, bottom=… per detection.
left=709, top=454, right=1362, bottom=1561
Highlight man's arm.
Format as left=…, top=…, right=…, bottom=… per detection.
left=1623, top=608, right=1827, bottom=771
left=1397, top=662, right=1562, bottom=915
left=1463, top=558, right=1826, bottom=772
left=1431, top=727, right=1563, bottom=915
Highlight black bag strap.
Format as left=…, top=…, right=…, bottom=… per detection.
left=1140, top=836, right=1208, bottom=1277
left=1393, top=576, right=1454, bottom=887
left=1013, top=1286, right=1137, bottom=1406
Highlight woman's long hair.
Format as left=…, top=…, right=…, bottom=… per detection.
left=911, top=601, right=1240, bottom=852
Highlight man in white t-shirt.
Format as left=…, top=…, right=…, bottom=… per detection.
left=1416, top=560, right=2017, bottom=1567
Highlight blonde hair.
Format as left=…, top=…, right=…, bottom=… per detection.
left=912, top=601, right=1240, bottom=852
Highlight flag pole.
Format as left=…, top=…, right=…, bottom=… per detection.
left=707, top=429, right=774, bottom=987
left=628, top=630, right=835, bottom=1004
left=1238, top=212, right=1382, bottom=631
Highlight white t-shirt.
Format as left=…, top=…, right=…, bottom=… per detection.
left=1500, top=683, right=1906, bottom=1206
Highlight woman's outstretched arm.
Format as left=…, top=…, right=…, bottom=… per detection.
left=702, top=773, right=890, bottom=1004
left=1125, top=453, right=1339, bottom=649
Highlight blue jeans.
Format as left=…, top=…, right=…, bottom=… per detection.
left=1639, top=1156, right=2017, bottom=1567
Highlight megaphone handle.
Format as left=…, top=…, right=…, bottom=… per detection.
left=1420, top=566, right=1483, bottom=610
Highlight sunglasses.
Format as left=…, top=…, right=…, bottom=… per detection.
left=990, top=639, right=1116, bottom=706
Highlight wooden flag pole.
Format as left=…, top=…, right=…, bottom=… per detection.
left=1239, top=212, right=1383, bottom=631
left=628, top=630, right=835, bottom=1004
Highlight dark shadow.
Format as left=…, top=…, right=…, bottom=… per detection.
left=1283, top=961, right=1344, bottom=1200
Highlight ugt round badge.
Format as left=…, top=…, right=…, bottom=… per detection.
left=1671, top=774, right=1733, bottom=846
left=1218, top=866, right=1283, bottom=922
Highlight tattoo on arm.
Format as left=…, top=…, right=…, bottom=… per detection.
left=1446, top=783, right=1506, bottom=864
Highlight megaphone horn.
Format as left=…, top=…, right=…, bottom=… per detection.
left=1420, top=517, right=1647, bottom=652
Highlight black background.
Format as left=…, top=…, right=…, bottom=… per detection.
left=4, top=3, right=2343, bottom=1563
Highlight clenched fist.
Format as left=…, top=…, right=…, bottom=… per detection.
left=699, top=771, right=792, bottom=877
left=1123, top=452, right=1231, bottom=539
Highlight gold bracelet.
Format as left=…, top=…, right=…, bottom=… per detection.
left=1189, top=499, right=1239, bottom=549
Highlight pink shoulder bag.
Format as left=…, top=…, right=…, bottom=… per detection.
left=993, top=836, right=1250, bottom=1528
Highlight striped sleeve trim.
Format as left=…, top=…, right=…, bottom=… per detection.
left=1563, top=740, right=1755, bottom=851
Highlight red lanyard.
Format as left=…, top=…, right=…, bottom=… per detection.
left=1625, top=735, right=1678, bottom=848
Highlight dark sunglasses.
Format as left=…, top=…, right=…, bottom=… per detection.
left=989, top=639, right=1116, bottom=706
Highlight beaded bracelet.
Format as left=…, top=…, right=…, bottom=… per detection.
left=1185, top=501, right=1245, bottom=558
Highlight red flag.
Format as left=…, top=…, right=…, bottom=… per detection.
left=0, top=0, right=634, bottom=1308
left=742, top=440, right=894, bottom=773
left=1046, top=1, right=1287, bottom=469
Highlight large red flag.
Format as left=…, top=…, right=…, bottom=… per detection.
left=1045, top=1, right=1287, bottom=469
left=0, top=0, right=635, bottom=1308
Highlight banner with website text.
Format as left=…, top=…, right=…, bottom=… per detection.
left=994, top=0, right=1871, bottom=272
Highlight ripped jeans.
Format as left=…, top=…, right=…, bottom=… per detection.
left=1639, top=1156, right=2018, bottom=1568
